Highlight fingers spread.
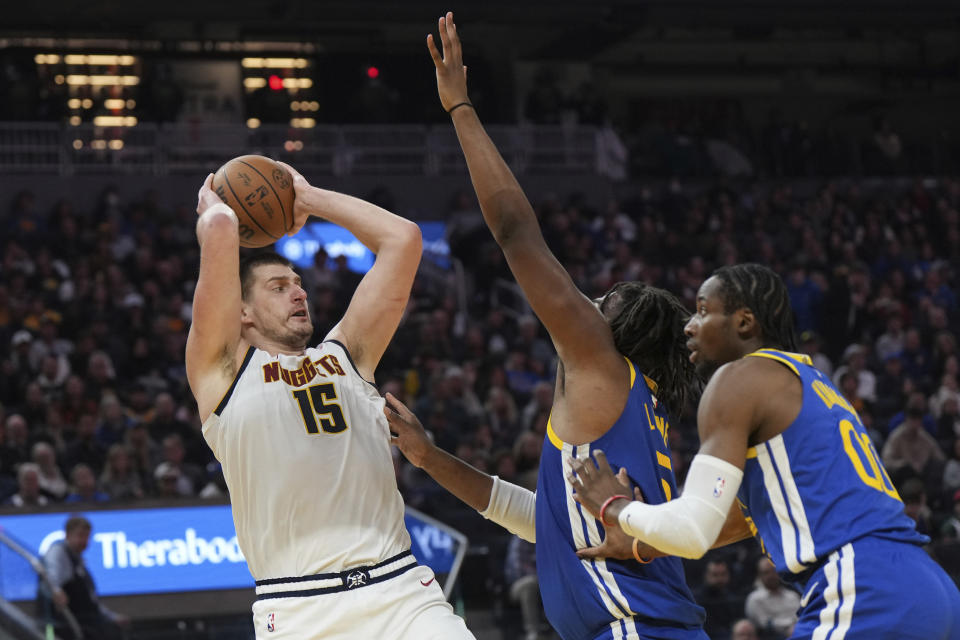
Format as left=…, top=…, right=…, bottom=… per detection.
left=576, top=546, right=601, bottom=560
left=593, top=450, right=613, bottom=474
left=568, top=457, right=588, bottom=480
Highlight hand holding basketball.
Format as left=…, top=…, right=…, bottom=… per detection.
left=427, top=12, right=470, bottom=112
left=196, top=173, right=225, bottom=217
left=274, top=161, right=315, bottom=237
left=211, top=155, right=296, bottom=248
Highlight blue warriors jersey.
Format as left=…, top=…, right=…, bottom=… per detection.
left=536, top=359, right=706, bottom=640
left=737, top=349, right=927, bottom=580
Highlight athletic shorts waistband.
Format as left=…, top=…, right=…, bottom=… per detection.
left=254, top=550, right=417, bottom=600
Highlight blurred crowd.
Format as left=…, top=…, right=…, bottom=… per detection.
left=2, top=175, right=960, bottom=639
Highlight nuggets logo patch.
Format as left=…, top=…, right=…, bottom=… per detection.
left=267, top=612, right=276, bottom=632
left=713, top=477, right=726, bottom=498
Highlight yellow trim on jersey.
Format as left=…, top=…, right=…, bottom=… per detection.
left=625, top=357, right=636, bottom=388
left=745, top=349, right=812, bottom=377
left=546, top=417, right=564, bottom=450
left=643, top=374, right=658, bottom=395
left=746, top=447, right=758, bottom=459
left=546, top=360, right=657, bottom=451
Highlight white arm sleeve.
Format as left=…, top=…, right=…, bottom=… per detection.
left=618, top=454, right=743, bottom=559
left=478, top=476, right=537, bottom=543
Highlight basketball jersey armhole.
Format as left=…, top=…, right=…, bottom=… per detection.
left=323, top=340, right=378, bottom=389
left=214, top=346, right=256, bottom=416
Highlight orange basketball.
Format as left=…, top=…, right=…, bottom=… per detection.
left=212, top=155, right=296, bottom=248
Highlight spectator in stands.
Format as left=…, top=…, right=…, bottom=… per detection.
left=146, top=392, right=203, bottom=464
left=41, top=515, right=127, bottom=640
left=875, top=313, right=906, bottom=362
left=694, top=556, right=744, bottom=640
left=900, top=328, right=934, bottom=390
left=940, top=490, right=960, bottom=540
left=86, top=350, right=117, bottom=400
left=832, top=344, right=877, bottom=404
left=874, top=354, right=908, bottom=430
left=3, top=413, right=30, bottom=470
left=157, top=434, right=203, bottom=496
left=943, top=439, right=960, bottom=496
left=504, top=533, right=546, bottom=640
left=98, top=444, right=143, bottom=501
left=901, top=477, right=934, bottom=537
left=153, top=462, right=185, bottom=499
left=199, top=462, right=228, bottom=499
left=798, top=331, right=833, bottom=378
left=838, top=371, right=869, bottom=418
left=35, top=353, right=69, bottom=404
left=6, top=462, right=48, bottom=507
left=882, top=400, right=946, bottom=487
left=124, top=422, right=159, bottom=491
left=931, top=374, right=960, bottom=420
left=744, top=558, right=800, bottom=640
left=732, top=618, right=760, bottom=640
left=95, top=394, right=133, bottom=449
left=64, top=413, right=106, bottom=475
left=64, top=463, right=109, bottom=503
left=32, top=441, right=68, bottom=501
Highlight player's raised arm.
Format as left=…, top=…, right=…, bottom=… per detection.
left=428, top=13, right=617, bottom=373
left=186, top=174, right=244, bottom=420
left=277, top=163, right=421, bottom=382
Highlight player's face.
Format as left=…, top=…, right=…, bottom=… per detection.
left=246, top=264, right=313, bottom=347
left=684, top=276, right=743, bottom=379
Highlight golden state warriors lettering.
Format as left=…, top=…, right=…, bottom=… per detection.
left=644, top=403, right=674, bottom=500
left=810, top=378, right=901, bottom=500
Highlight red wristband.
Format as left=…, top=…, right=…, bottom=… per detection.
left=599, top=494, right=629, bottom=527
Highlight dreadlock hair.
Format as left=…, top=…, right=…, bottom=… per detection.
left=239, top=252, right=294, bottom=301
left=603, top=281, right=697, bottom=417
left=711, top=263, right=798, bottom=351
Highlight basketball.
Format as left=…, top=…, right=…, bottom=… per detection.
left=212, top=155, right=296, bottom=248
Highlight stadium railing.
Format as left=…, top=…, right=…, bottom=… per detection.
left=0, top=527, right=82, bottom=640
left=0, top=122, right=604, bottom=178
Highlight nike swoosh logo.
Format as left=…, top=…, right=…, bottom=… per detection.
left=420, top=578, right=435, bottom=587
left=800, top=581, right=819, bottom=607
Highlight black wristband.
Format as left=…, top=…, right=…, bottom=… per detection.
left=447, top=101, right=474, bottom=114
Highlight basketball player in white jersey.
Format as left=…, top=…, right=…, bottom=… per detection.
left=186, top=166, right=475, bottom=640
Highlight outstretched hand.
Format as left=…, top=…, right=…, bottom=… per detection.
left=575, top=468, right=666, bottom=562
left=384, top=392, right=436, bottom=469
left=427, top=11, right=470, bottom=112
left=568, top=450, right=633, bottom=524
left=274, top=160, right=314, bottom=236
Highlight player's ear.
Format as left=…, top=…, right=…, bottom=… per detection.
left=735, top=307, right=758, bottom=340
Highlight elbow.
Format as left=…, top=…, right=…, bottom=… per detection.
left=400, top=220, right=422, bottom=249
left=197, top=206, right=239, bottom=242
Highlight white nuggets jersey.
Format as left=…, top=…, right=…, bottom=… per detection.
left=202, top=340, right=410, bottom=581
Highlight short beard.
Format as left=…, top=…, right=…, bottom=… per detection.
left=261, top=321, right=313, bottom=351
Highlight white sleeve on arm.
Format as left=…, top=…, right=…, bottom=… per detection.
left=618, top=454, right=743, bottom=559
left=478, top=476, right=537, bottom=543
